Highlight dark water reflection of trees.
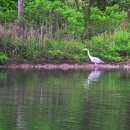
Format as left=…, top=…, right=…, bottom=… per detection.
left=0, top=69, right=130, bottom=130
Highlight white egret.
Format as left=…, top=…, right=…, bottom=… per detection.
left=83, top=48, right=105, bottom=65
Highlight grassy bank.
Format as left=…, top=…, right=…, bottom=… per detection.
left=0, top=27, right=130, bottom=64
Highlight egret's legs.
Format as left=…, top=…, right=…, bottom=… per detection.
left=94, top=63, right=98, bottom=69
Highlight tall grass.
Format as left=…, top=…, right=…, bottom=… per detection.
left=0, top=23, right=75, bottom=42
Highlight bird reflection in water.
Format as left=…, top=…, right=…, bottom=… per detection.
left=84, top=69, right=103, bottom=99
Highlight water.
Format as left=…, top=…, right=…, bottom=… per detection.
left=0, top=69, right=130, bottom=130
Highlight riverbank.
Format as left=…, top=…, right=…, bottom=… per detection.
left=0, top=62, right=130, bottom=70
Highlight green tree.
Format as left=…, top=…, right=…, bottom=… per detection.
left=0, top=0, right=17, bottom=23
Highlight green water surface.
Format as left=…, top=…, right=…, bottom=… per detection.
left=0, top=69, right=130, bottom=130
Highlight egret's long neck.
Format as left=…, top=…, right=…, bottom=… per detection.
left=87, top=50, right=91, bottom=58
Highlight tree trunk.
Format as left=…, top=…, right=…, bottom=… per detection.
left=75, top=0, right=80, bottom=11
left=83, top=0, right=94, bottom=40
left=18, top=0, right=24, bottom=40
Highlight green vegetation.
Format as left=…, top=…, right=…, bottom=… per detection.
left=0, top=52, right=8, bottom=63
left=0, top=29, right=130, bottom=63
left=0, top=0, right=130, bottom=64
left=85, top=30, right=130, bottom=62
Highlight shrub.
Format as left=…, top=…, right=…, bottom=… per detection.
left=47, top=50, right=64, bottom=60
left=0, top=52, right=8, bottom=64
left=114, top=30, right=130, bottom=46
left=85, top=29, right=130, bottom=62
left=0, top=28, right=129, bottom=63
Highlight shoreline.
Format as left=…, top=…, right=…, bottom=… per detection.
left=0, top=63, right=130, bottom=70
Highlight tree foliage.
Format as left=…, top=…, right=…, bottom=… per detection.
left=0, top=0, right=129, bottom=63
left=0, top=0, right=129, bottom=37
left=90, top=4, right=127, bottom=23
left=0, top=0, right=17, bottom=22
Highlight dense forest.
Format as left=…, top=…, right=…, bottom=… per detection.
left=0, top=0, right=130, bottom=63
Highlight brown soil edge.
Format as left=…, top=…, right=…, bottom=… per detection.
left=0, top=63, right=130, bottom=70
